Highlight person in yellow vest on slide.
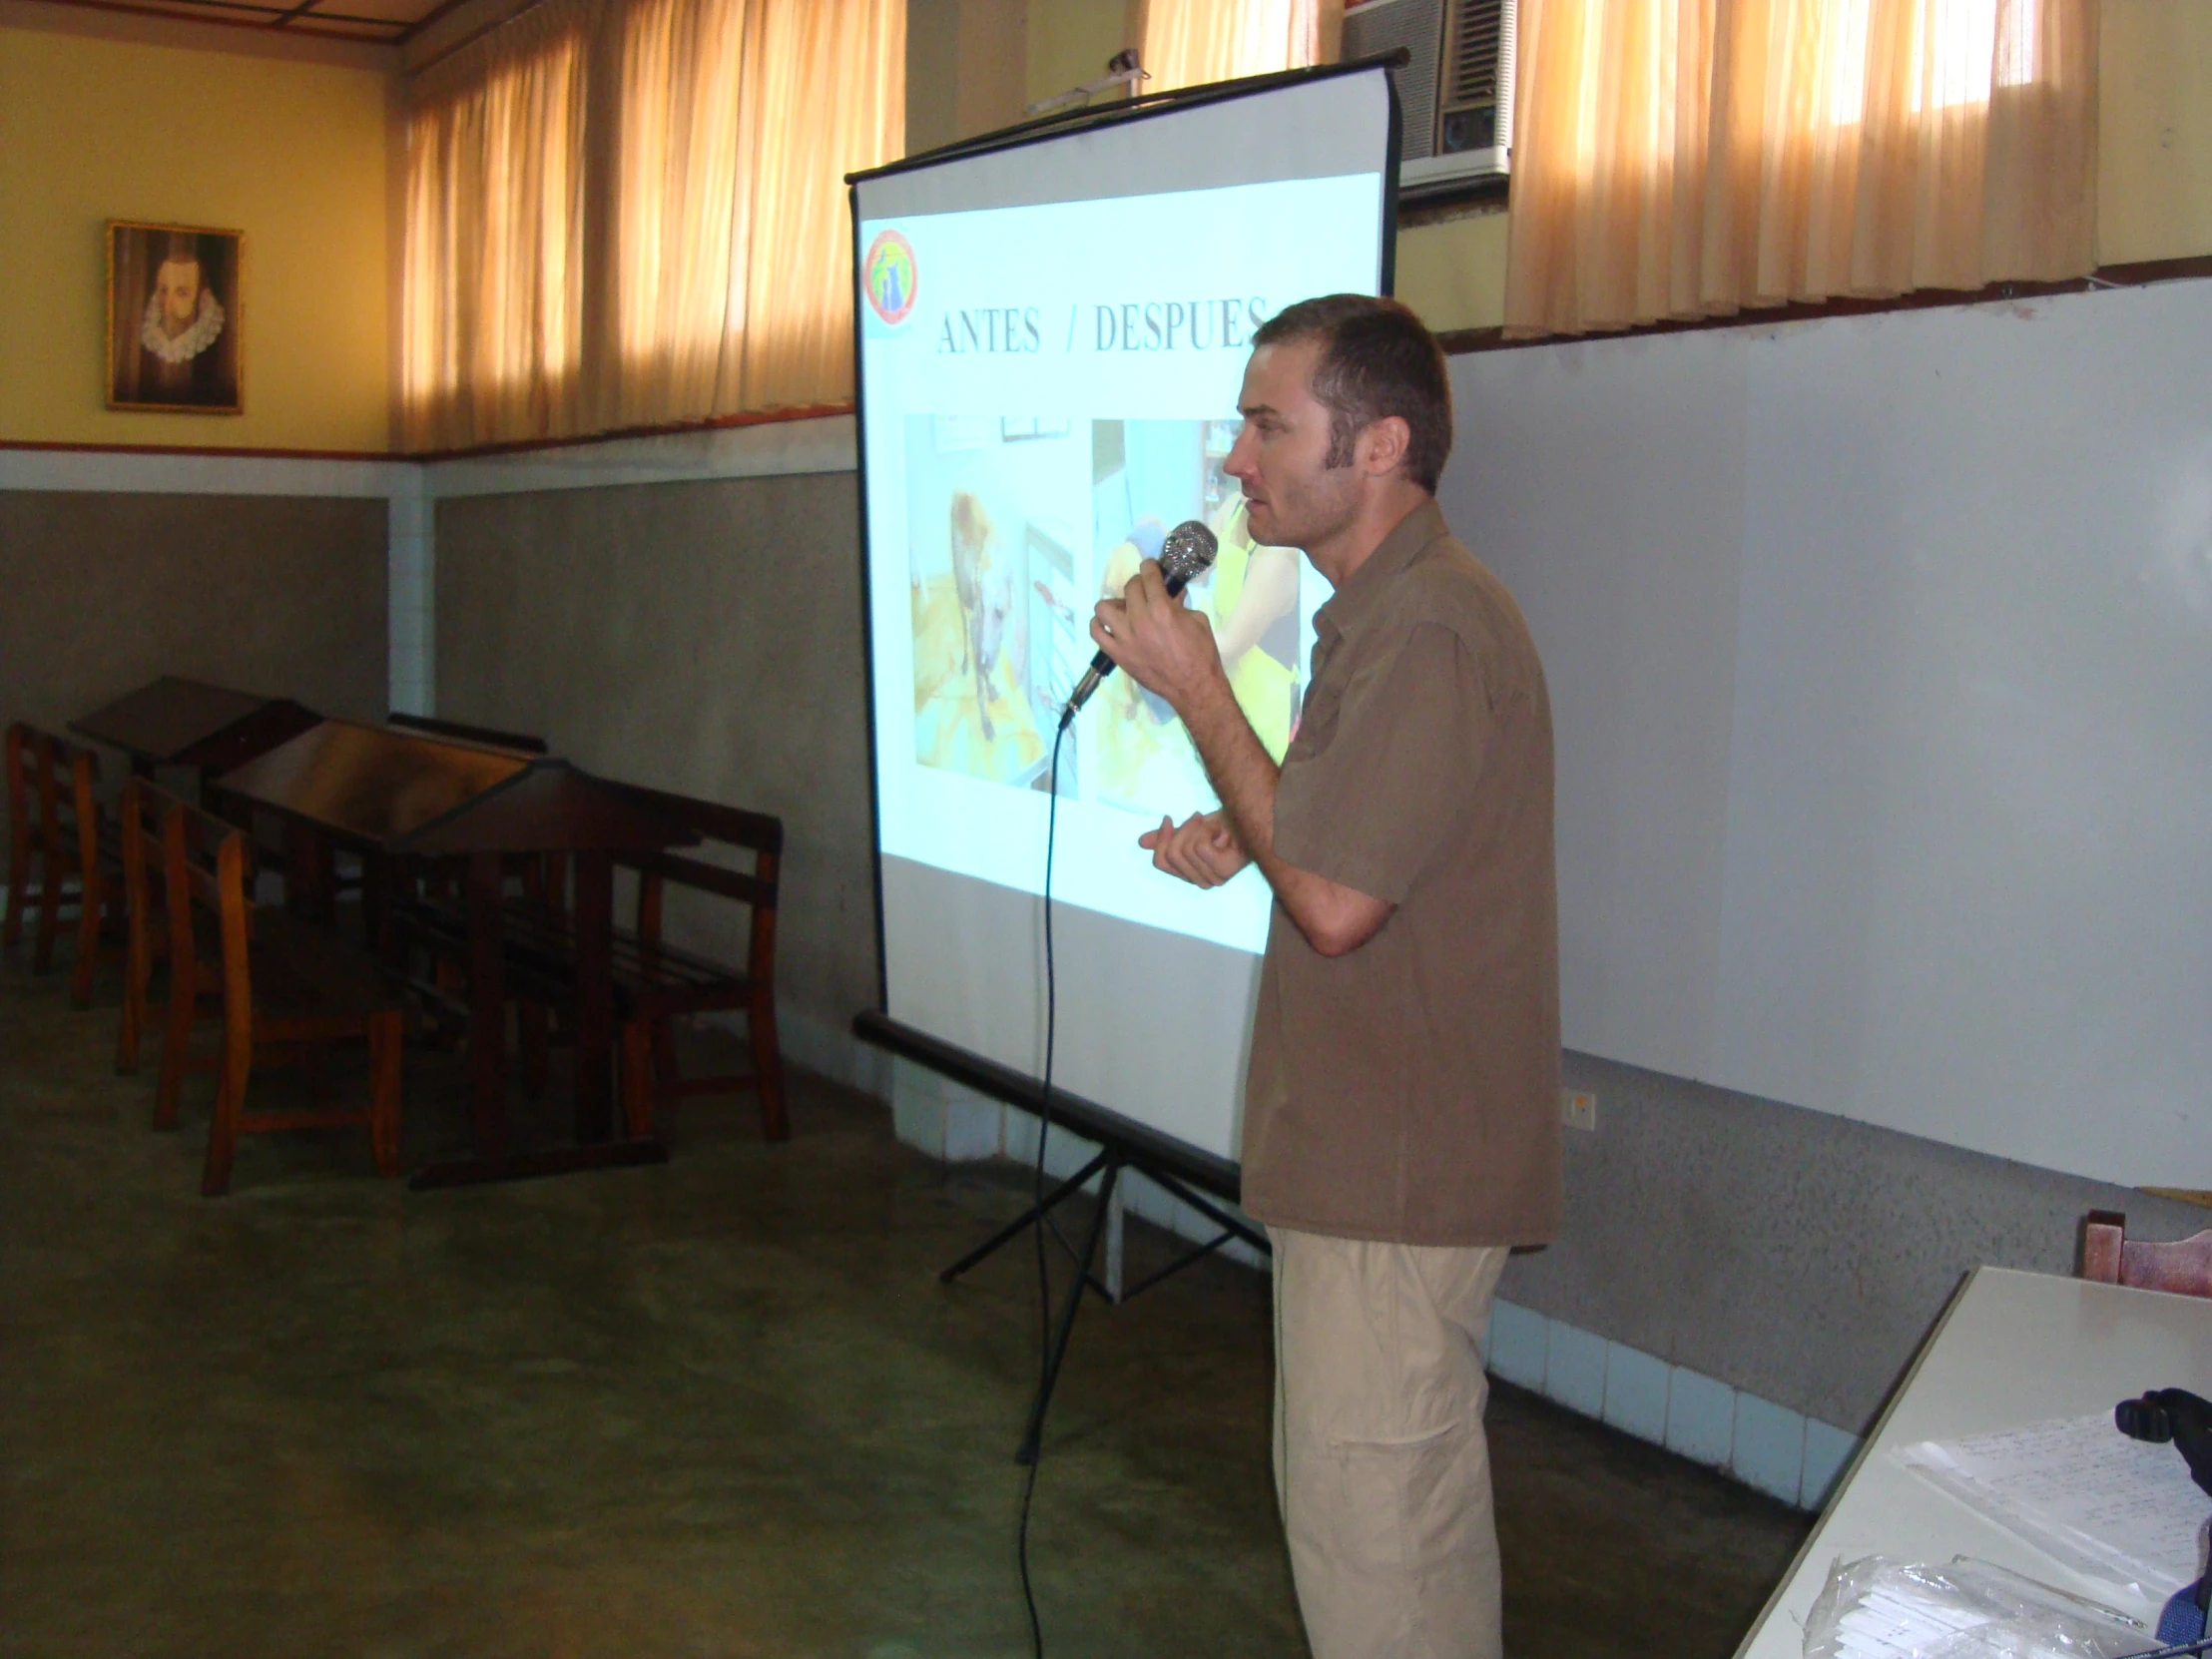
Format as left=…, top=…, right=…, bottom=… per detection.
left=1205, top=492, right=1301, bottom=762
left=1092, top=502, right=1300, bottom=816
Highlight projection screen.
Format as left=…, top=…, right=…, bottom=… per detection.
left=850, top=65, right=1398, bottom=1166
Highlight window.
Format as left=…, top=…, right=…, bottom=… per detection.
left=1502, top=0, right=2096, bottom=337
left=402, top=0, right=905, bottom=449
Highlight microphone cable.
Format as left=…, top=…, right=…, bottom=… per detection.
left=1016, top=717, right=1069, bottom=1659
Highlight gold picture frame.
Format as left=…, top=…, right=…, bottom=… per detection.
left=106, top=221, right=244, bottom=414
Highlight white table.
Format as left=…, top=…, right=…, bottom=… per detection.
left=1736, top=1266, right=2212, bottom=1657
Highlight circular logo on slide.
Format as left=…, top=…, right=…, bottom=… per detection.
left=864, top=230, right=917, bottom=325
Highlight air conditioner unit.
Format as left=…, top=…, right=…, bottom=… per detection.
left=1344, top=0, right=1515, bottom=200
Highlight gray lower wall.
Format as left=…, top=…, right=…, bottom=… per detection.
left=1516, top=1053, right=2209, bottom=1432
left=427, top=465, right=2207, bottom=1443
left=432, top=470, right=878, bottom=1041
left=0, top=489, right=389, bottom=740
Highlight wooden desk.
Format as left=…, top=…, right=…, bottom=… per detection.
left=1736, top=1267, right=2212, bottom=1655
left=215, top=722, right=697, bottom=1178
left=211, top=717, right=529, bottom=928
left=71, top=677, right=321, bottom=783
left=395, top=762, right=700, bottom=1166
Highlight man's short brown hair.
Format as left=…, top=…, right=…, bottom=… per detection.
left=1252, top=294, right=1453, bottom=493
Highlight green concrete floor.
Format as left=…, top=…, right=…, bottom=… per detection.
left=0, top=951, right=1808, bottom=1657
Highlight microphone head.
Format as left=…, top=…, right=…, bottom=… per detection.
left=1159, top=519, right=1219, bottom=587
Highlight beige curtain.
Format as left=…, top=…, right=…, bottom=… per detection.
left=1503, top=0, right=2097, bottom=337
left=402, top=0, right=904, bottom=450
left=1138, top=0, right=1343, bottom=95
left=402, top=0, right=593, bottom=448
left=724, top=1, right=905, bottom=412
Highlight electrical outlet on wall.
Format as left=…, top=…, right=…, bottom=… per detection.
left=1560, top=1090, right=1597, bottom=1132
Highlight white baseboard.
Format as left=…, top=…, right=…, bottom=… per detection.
left=759, top=1002, right=892, bottom=1102
left=742, top=1001, right=1860, bottom=1514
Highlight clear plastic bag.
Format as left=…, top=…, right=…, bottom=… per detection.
left=1803, top=1556, right=2151, bottom=1659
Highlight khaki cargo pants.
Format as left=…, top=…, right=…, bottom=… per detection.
left=1270, top=1226, right=1510, bottom=1659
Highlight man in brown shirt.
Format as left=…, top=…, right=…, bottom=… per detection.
left=1091, top=294, right=1560, bottom=1659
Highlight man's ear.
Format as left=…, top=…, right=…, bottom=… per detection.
left=1359, top=415, right=1412, bottom=479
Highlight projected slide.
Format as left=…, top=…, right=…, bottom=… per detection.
left=859, top=174, right=1380, bottom=957
left=1091, top=421, right=1305, bottom=818
left=904, top=415, right=1084, bottom=792
left=853, top=65, right=1394, bottom=1164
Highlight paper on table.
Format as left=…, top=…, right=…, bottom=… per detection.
left=1826, top=1584, right=1986, bottom=1657
left=1803, top=1556, right=2149, bottom=1659
left=1895, top=1414, right=2209, bottom=1600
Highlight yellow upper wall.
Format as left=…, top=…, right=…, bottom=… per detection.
left=1025, top=0, right=1133, bottom=111
left=1395, top=209, right=1508, bottom=338
left=0, top=24, right=389, bottom=451
left=2100, top=0, right=2212, bottom=267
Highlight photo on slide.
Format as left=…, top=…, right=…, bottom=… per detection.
left=905, top=415, right=1088, bottom=794
left=1089, top=419, right=1307, bottom=818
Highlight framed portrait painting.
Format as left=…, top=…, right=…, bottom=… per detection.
left=107, top=222, right=244, bottom=414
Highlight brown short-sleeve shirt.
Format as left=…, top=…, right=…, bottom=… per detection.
left=1240, top=499, right=1562, bottom=1248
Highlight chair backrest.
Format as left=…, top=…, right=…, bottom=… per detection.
left=122, top=776, right=198, bottom=926
left=2081, top=1211, right=2212, bottom=1298
left=12, top=724, right=101, bottom=874
left=5, top=723, right=30, bottom=881
left=62, top=735, right=102, bottom=884
left=153, top=785, right=257, bottom=1028
left=120, top=779, right=164, bottom=955
left=615, top=783, right=782, bottom=981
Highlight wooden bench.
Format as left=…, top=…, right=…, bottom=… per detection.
left=4, top=723, right=123, bottom=1004
left=402, top=785, right=785, bottom=1142
left=136, top=781, right=406, bottom=1196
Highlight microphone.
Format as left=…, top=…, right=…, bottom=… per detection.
left=1060, top=518, right=1219, bottom=729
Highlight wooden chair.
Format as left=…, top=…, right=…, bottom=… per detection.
left=150, top=785, right=405, bottom=1196
left=401, top=787, right=786, bottom=1143
left=115, top=783, right=198, bottom=1079
left=2, top=724, right=121, bottom=1000
left=2081, top=1211, right=2212, bottom=1298
left=59, top=735, right=124, bottom=1008
left=609, top=785, right=785, bottom=1142
left=115, top=781, right=175, bottom=1074
left=127, top=783, right=309, bottom=1122
left=4, top=723, right=38, bottom=956
left=130, top=783, right=221, bottom=1127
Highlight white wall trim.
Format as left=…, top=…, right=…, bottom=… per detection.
left=0, top=414, right=856, bottom=503
left=870, top=1052, right=1861, bottom=1514
left=0, top=448, right=400, bottom=497
left=1481, top=1297, right=1862, bottom=1512
left=775, top=1003, right=892, bottom=1102
left=423, top=416, right=857, bottom=499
